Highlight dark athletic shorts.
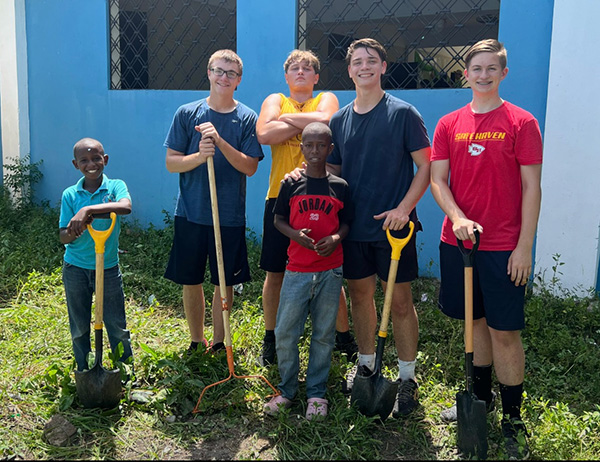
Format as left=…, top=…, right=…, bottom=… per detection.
left=342, top=228, right=419, bottom=282
left=164, top=216, right=251, bottom=286
left=438, top=241, right=525, bottom=331
left=259, top=199, right=289, bottom=273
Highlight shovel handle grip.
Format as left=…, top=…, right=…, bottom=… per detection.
left=456, top=229, right=480, bottom=268
left=87, top=212, right=117, bottom=254
left=385, top=221, right=415, bottom=261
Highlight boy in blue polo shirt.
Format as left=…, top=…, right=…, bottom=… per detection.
left=59, top=137, right=133, bottom=372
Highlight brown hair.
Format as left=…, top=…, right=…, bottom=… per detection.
left=464, top=39, right=507, bottom=70
left=345, top=38, right=387, bottom=64
left=207, top=49, right=243, bottom=75
left=284, top=49, right=321, bottom=74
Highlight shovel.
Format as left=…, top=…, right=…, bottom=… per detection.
left=350, top=221, right=414, bottom=420
left=75, top=212, right=122, bottom=409
left=193, top=156, right=279, bottom=413
left=455, top=230, right=488, bottom=459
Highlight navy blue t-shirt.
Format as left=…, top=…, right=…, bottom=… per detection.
left=328, top=93, right=430, bottom=241
left=164, top=99, right=264, bottom=227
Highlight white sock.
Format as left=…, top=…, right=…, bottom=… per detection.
left=358, top=353, right=375, bottom=371
left=398, top=359, right=416, bottom=382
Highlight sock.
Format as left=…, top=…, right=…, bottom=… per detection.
left=358, top=353, right=375, bottom=371
left=264, top=329, right=275, bottom=343
left=397, top=359, right=416, bottom=382
left=499, top=382, right=524, bottom=422
left=336, top=330, right=352, bottom=344
left=189, top=341, right=199, bottom=350
left=473, top=364, right=493, bottom=403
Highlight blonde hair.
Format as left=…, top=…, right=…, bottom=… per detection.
left=284, top=50, right=321, bottom=74
left=465, top=39, right=507, bottom=70
left=207, top=49, right=243, bottom=75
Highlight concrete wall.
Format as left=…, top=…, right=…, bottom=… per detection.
left=1, top=0, right=554, bottom=278
left=536, top=0, right=600, bottom=295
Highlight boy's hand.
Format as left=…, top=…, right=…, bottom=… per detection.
left=293, top=228, right=315, bottom=250
left=195, top=123, right=221, bottom=147
left=282, top=163, right=306, bottom=183
left=67, top=208, right=93, bottom=238
left=315, top=235, right=340, bottom=257
left=198, top=136, right=216, bottom=163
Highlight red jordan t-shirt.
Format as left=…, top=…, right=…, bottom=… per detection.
left=274, top=172, right=353, bottom=272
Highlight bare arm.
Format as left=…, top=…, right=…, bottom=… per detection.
left=59, top=197, right=132, bottom=244
left=430, top=159, right=483, bottom=243
left=256, top=94, right=300, bottom=145
left=374, top=146, right=431, bottom=231
left=277, top=92, right=339, bottom=130
left=507, top=163, right=542, bottom=286
left=196, top=123, right=259, bottom=177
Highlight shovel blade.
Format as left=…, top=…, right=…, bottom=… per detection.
left=456, top=391, right=488, bottom=459
left=75, top=363, right=122, bottom=409
left=351, top=372, right=398, bottom=421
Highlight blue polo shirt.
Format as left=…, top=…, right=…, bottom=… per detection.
left=59, top=175, right=130, bottom=269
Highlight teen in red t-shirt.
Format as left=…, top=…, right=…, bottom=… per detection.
left=431, top=39, right=543, bottom=459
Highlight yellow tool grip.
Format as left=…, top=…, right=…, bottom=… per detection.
left=87, top=212, right=117, bottom=254
left=386, top=221, right=415, bottom=261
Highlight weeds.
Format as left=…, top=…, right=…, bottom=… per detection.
left=1, top=171, right=600, bottom=459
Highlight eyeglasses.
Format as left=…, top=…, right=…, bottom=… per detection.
left=209, top=67, right=240, bottom=79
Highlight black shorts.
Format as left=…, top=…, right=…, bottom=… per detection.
left=438, top=241, right=525, bottom=331
left=164, top=216, right=251, bottom=286
left=259, top=199, right=289, bottom=273
left=342, top=230, right=418, bottom=282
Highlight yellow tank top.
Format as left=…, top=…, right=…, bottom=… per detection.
left=266, top=92, right=324, bottom=199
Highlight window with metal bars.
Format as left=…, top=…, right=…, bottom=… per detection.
left=298, top=0, right=500, bottom=90
left=109, top=0, right=236, bottom=90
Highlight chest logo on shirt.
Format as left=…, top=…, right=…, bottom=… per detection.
left=468, top=143, right=485, bottom=156
left=102, top=194, right=116, bottom=203
left=310, top=213, right=319, bottom=221
left=297, top=197, right=333, bottom=215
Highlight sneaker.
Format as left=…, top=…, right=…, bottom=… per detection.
left=342, top=364, right=372, bottom=395
left=392, top=378, right=419, bottom=417
left=186, top=338, right=209, bottom=355
left=335, top=337, right=359, bottom=363
left=502, top=418, right=530, bottom=460
left=210, top=341, right=226, bottom=354
left=440, top=391, right=497, bottom=422
left=306, top=398, right=328, bottom=421
left=259, top=339, right=276, bottom=366
left=263, top=394, right=292, bottom=416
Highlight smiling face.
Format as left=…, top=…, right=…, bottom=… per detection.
left=208, top=58, right=242, bottom=95
left=300, top=131, right=333, bottom=175
left=72, top=142, right=108, bottom=183
left=347, top=46, right=387, bottom=90
left=464, top=51, right=508, bottom=96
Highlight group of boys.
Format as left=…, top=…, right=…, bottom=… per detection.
left=59, top=37, right=542, bottom=459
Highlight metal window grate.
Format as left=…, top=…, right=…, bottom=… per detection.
left=109, top=0, right=236, bottom=90
left=298, top=0, right=500, bottom=90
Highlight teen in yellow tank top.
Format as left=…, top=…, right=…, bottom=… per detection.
left=266, top=92, right=324, bottom=199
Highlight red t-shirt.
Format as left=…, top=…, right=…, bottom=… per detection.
left=431, top=102, right=543, bottom=251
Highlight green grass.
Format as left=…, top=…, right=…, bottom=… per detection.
left=1, top=183, right=600, bottom=459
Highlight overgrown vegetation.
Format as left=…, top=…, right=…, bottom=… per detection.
left=1, top=160, right=599, bottom=459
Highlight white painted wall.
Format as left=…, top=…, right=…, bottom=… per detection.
left=0, top=0, right=29, bottom=171
left=536, top=0, right=600, bottom=295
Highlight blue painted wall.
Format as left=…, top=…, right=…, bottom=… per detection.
left=25, top=0, right=554, bottom=277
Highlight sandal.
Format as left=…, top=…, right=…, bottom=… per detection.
left=306, top=397, right=328, bottom=420
left=263, top=394, right=292, bottom=416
